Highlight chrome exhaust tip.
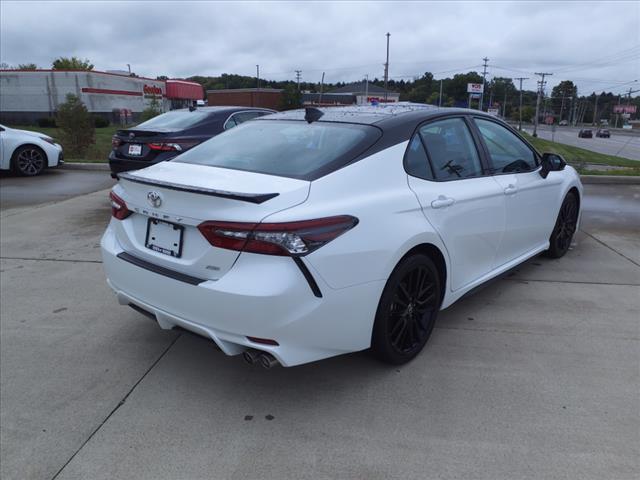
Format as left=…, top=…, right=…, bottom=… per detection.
left=259, top=352, right=280, bottom=369
left=243, top=349, right=261, bottom=365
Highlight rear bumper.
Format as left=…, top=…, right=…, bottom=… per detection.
left=101, top=224, right=383, bottom=366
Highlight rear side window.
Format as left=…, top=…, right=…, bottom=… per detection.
left=405, top=134, right=434, bottom=180
left=475, top=118, right=538, bottom=173
left=174, top=120, right=381, bottom=180
left=135, top=110, right=210, bottom=130
left=419, top=118, right=483, bottom=181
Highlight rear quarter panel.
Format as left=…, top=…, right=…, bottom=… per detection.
left=262, top=142, right=450, bottom=291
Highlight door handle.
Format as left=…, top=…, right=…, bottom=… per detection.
left=504, top=184, right=518, bottom=195
left=431, top=196, right=455, bottom=209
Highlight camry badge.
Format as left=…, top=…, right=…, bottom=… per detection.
left=147, top=191, right=162, bottom=208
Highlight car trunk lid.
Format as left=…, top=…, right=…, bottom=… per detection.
left=112, top=162, right=310, bottom=281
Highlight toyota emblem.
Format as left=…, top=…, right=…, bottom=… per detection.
left=147, top=191, right=162, bottom=208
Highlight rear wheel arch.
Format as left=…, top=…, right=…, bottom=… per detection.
left=396, top=243, right=447, bottom=306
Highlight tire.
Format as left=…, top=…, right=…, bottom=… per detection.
left=546, top=192, right=579, bottom=259
left=371, top=254, right=441, bottom=365
left=12, top=145, right=46, bottom=176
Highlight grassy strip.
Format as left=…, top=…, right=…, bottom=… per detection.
left=9, top=125, right=117, bottom=162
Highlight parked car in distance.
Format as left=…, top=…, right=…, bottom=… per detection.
left=559, top=120, right=568, bottom=126
left=596, top=129, right=611, bottom=138
left=578, top=129, right=593, bottom=138
left=108, top=106, right=275, bottom=177
left=0, top=124, right=63, bottom=176
left=102, top=105, right=582, bottom=368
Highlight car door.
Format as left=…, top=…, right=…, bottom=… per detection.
left=472, top=117, right=561, bottom=266
left=406, top=116, right=506, bottom=291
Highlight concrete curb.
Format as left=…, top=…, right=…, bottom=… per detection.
left=62, top=162, right=110, bottom=171
left=580, top=175, right=640, bottom=185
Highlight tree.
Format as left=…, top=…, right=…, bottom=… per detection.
left=279, top=84, right=302, bottom=110
left=56, top=94, right=95, bottom=158
left=18, top=63, right=38, bottom=70
left=52, top=57, right=94, bottom=70
left=140, top=95, right=162, bottom=121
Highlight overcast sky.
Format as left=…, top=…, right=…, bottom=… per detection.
left=1, top=1, right=639, bottom=95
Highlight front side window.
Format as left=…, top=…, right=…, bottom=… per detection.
left=475, top=118, right=538, bottom=173
left=174, top=120, right=381, bottom=179
left=419, top=118, right=483, bottom=181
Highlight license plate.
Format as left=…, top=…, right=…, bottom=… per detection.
left=145, top=219, right=184, bottom=257
left=128, top=144, right=142, bottom=156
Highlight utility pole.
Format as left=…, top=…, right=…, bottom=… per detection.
left=295, top=70, right=302, bottom=91
left=438, top=79, right=443, bottom=107
left=318, top=72, right=325, bottom=105
left=502, top=88, right=507, bottom=118
left=480, top=57, right=489, bottom=111
left=592, top=93, right=599, bottom=126
left=533, top=72, right=552, bottom=137
left=514, top=77, right=528, bottom=131
left=256, top=65, right=260, bottom=90
left=364, top=74, right=369, bottom=105
left=383, top=32, right=390, bottom=102
left=559, top=92, right=566, bottom=122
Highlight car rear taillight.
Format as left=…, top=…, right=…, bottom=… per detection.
left=147, top=141, right=200, bottom=152
left=197, top=216, right=358, bottom=256
left=109, top=191, right=132, bottom=220
left=112, top=136, right=122, bottom=150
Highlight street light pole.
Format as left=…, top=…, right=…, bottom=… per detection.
left=438, top=79, right=443, bottom=107
left=533, top=72, right=552, bottom=137
left=383, top=33, right=390, bottom=102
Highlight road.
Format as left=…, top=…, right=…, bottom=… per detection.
left=523, top=125, right=640, bottom=161
left=1, top=178, right=638, bottom=480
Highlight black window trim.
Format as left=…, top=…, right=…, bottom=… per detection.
left=403, top=113, right=492, bottom=183
left=470, top=116, right=542, bottom=177
left=223, top=109, right=274, bottom=130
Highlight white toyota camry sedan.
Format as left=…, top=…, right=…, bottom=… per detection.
left=0, top=124, right=64, bottom=176
left=102, top=105, right=582, bottom=367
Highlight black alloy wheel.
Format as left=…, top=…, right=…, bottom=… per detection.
left=546, top=192, right=579, bottom=258
left=372, top=254, right=441, bottom=364
left=13, top=146, right=46, bottom=176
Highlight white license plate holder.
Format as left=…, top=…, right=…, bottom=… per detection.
left=128, top=144, right=143, bottom=156
left=145, top=219, right=184, bottom=258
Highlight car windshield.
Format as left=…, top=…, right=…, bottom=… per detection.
left=134, top=110, right=211, bottom=131
left=173, top=120, right=381, bottom=179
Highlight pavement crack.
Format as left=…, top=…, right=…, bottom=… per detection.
left=0, top=256, right=102, bottom=264
left=49, top=333, right=183, bottom=480
left=580, top=229, right=640, bottom=268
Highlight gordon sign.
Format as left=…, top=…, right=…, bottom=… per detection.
left=467, top=83, right=484, bottom=94
left=143, top=84, right=163, bottom=97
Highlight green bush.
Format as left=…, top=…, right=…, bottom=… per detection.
left=57, top=94, right=95, bottom=158
left=93, top=115, right=110, bottom=128
left=37, top=117, right=57, bottom=128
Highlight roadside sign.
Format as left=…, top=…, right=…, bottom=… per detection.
left=545, top=115, right=554, bottom=125
left=613, top=105, right=636, bottom=114
left=467, top=83, right=484, bottom=94
left=470, top=93, right=481, bottom=99
left=487, top=108, right=499, bottom=116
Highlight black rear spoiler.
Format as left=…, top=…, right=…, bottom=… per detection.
left=117, top=172, right=279, bottom=204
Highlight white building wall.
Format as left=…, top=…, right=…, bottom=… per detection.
left=0, top=70, right=169, bottom=116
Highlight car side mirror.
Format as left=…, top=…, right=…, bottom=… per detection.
left=540, top=153, right=566, bottom=178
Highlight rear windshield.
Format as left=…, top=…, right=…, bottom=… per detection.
left=135, top=110, right=211, bottom=131
left=173, top=120, right=381, bottom=179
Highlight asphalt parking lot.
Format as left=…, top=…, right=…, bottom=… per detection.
left=1, top=173, right=638, bottom=479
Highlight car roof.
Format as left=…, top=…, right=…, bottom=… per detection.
left=259, top=103, right=500, bottom=129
